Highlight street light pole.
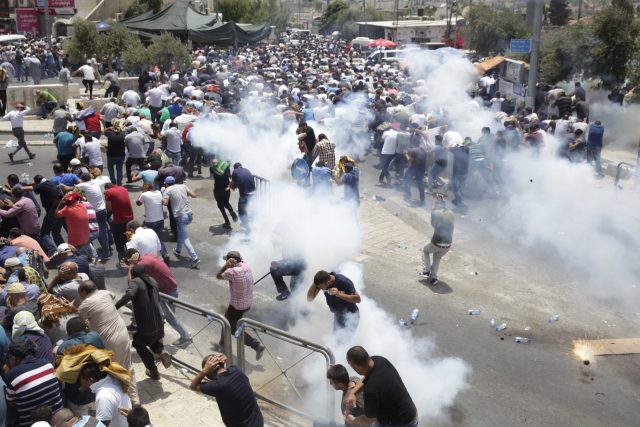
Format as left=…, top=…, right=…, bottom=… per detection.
left=44, top=0, right=51, bottom=43
left=526, top=0, right=543, bottom=109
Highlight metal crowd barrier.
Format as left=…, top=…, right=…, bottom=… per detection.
left=253, top=175, right=270, bottom=201
left=614, top=162, right=636, bottom=189
left=236, top=318, right=336, bottom=422
left=158, top=292, right=233, bottom=368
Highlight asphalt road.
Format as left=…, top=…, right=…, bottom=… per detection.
left=3, top=146, right=640, bottom=427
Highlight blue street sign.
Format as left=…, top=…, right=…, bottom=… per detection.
left=510, top=39, right=532, bottom=53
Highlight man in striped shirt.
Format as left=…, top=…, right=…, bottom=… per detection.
left=5, top=339, right=63, bottom=427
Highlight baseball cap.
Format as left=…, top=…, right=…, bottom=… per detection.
left=54, top=243, right=73, bottom=256
left=6, top=282, right=26, bottom=295
left=164, top=176, right=175, bottom=185
left=4, top=257, right=21, bottom=268
left=222, top=250, right=242, bottom=261
left=70, top=158, right=81, bottom=166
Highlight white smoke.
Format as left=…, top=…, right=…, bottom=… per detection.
left=190, top=91, right=471, bottom=423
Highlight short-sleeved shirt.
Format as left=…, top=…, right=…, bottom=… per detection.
left=84, top=140, right=103, bottom=166
left=126, top=228, right=160, bottom=256
left=322, top=273, right=358, bottom=314
left=50, top=173, right=79, bottom=186
left=163, top=184, right=192, bottom=217
left=431, top=209, right=454, bottom=246
left=90, top=375, right=131, bottom=427
left=76, top=180, right=106, bottom=212
left=138, top=190, right=164, bottom=223
left=54, top=131, right=76, bottom=156
left=33, top=180, right=62, bottom=212
left=221, top=262, right=254, bottom=310
left=231, top=167, right=256, bottom=196
left=362, top=356, right=417, bottom=425
left=104, top=185, right=133, bottom=224
left=104, top=130, right=126, bottom=157
left=200, top=365, right=264, bottom=427
left=138, top=169, right=158, bottom=186
left=408, top=146, right=428, bottom=169
left=156, top=165, right=185, bottom=184
left=56, top=203, right=90, bottom=246
left=138, top=253, right=178, bottom=294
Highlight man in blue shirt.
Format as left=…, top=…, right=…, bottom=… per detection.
left=307, top=270, right=361, bottom=336
left=230, top=163, right=256, bottom=231
left=53, top=129, right=77, bottom=170
left=336, top=162, right=360, bottom=205
left=49, top=164, right=79, bottom=187
left=586, top=120, right=605, bottom=177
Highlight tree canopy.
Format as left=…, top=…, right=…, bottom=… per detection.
left=319, top=0, right=383, bottom=39
left=219, top=0, right=289, bottom=31
left=464, top=4, right=528, bottom=56
left=548, top=0, right=570, bottom=26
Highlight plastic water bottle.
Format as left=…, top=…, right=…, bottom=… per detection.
left=515, top=337, right=531, bottom=343
left=20, top=173, right=29, bottom=184
left=548, top=315, right=560, bottom=324
left=496, top=322, right=507, bottom=332
left=489, top=318, right=496, bottom=327
left=468, top=309, right=481, bottom=315
left=398, top=319, right=407, bottom=327
left=206, top=314, right=215, bottom=322
left=410, top=308, right=419, bottom=325
left=233, top=323, right=246, bottom=338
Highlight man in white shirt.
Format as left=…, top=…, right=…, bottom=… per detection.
left=136, top=185, right=169, bottom=264
left=145, top=85, right=163, bottom=123
left=121, top=89, right=141, bottom=108
left=69, top=173, right=111, bottom=259
left=100, top=98, right=124, bottom=127
left=82, top=134, right=104, bottom=169
left=73, top=61, right=97, bottom=99
left=379, top=125, right=399, bottom=184
left=4, top=103, right=33, bottom=162
left=80, top=363, right=132, bottom=427
left=125, top=220, right=166, bottom=259
left=161, top=122, right=182, bottom=166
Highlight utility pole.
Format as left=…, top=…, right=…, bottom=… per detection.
left=577, top=0, right=583, bottom=21
left=526, top=0, right=543, bottom=109
left=44, top=0, right=51, bottom=43
left=363, top=0, right=367, bottom=38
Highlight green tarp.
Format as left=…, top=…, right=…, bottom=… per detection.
left=122, top=0, right=271, bottom=44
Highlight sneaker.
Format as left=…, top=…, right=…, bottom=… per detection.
left=418, top=270, right=431, bottom=277
left=173, top=248, right=181, bottom=257
left=162, top=255, right=170, bottom=266
left=145, top=368, right=160, bottom=380
left=230, top=212, right=238, bottom=223
left=126, top=323, right=137, bottom=332
left=223, top=222, right=232, bottom=230
left=172, top=336, right=192, bottom=347
left=8, top=153, right=13, bottom=162
left=276, top=292, right=290, bottom=301
left=28, top=153, right=35, bottom=159
left=255, top=344, right=266, bottom=361
left=429, top=277, right=439, bottom=285
left=190, top=258, right=201, bottom=269
left=159, top=351, right=172, bottom=369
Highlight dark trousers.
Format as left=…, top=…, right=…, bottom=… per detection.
left=82, top=79, right=94, bottom=98
left=269, top=259, right=306, bottom=295
left=378, top=154, right=395, bottom=183
left=105, top=85, right=120, bottom=98
left=214, top=190, right=235, bottom=224
left=132, top=335, right=164, bottom=372
left=125, top=157, right=145, bottom=182
left=11, top=127, right=33, bottom=158
left=57, top=154, right=74, bottom=170
left=403, top=166, right=426, bottom=202
left=237, top=194, right=253, bottom=229
left=112, top=222, right=128, bottom=260
left=107, top=155, right=125, bottom=186
left=0, top=89, right=6, bottom=116
left=40, top=209, right=65, bottom=255
left=219, top=305, right=259, bottom=350
left=167, top=202, right=177, bottom=238
left=149, top=106, right=161, bottom=123
left=188, top=146, right=204, bottom=175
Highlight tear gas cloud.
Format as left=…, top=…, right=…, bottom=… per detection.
left=190, top=86, right=471, bottom=422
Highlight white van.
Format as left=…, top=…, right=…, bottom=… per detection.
left=368, top=48, right=419, bottom=63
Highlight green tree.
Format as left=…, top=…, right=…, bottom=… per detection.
left=538, top=24, right=593, bottom=84
left=64, top=19, right=102, bottom=65
left=147, top=32, right=191, bottom=73
left=319, top=1, right=382, bottom=38
left=246, top=0, right=290, bottom=31
left=590, top=0, right=639, bottom=87
left=122, top=40, right=153, bottom=74
left=548, top=0, right=570, bottom=26
left=464, top=4, right=528, bottom=56
left=124, top=0, right=163, bottom=19
left=219, top=0, right=251, bottom=22
left=319, top=0, right=349, bottom=33
left=100, top=21, right=140, bottom=60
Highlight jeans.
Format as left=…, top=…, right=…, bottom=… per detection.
left=403, top=166, right=426, bottom=202
left=10, top=127, right=33, bottom=158
left=378, top=153, right=395, bottom=183
left=95, top=209, right=112, bottom=258
left=159, top=290, right=189, bottom=340
left=164, top=150, right=181, bottom=167
left=40, top=101, right=57, bottom=118
left=176, top=213, right=197, bottom=261
left=237, top=194, right=253, bottom=229
left=40, top=210, right=65, bottom=255
left=587, top=146, right=603, bottom=176
left=269, top=258, right=307, bottom=295
left=125, top=157, right=145, bottom=182
left=422, top=242, right=451, bottom=279
left=112, top=222, right=128, bottom=260
left=451, top=174, right=467, bottom=205
left=76, top=242, right=97, bottom=260
left=334, top=309, right=360, bottom=336
left=428, top=164, right=445, bottom=190
left=107, top=156, right=125, bottom=186
left=219, top=305, right=259, bottom=350
left=143, top=220, right=168, bottom=257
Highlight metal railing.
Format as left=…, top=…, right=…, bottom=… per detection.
left=614, top=162, right=636, bottom=189
left=236, top=318, right=336, bottom=422
left=158, top=292, right=233, bottom=365
left=253, top=174, right=270, bottom=201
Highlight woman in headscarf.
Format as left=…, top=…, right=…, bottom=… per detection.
left=12, top=311, right=54, bottom=363
left=115, top=265, right=169, bottom=380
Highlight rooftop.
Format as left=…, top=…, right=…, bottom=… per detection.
left=356, top=19, right=450, bottom=28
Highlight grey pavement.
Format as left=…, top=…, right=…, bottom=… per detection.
left=2, top=146, right=640, bottom=426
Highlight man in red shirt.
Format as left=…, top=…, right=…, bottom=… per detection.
left=55, top=192, right=93, bottom=259
left=83, top=111, right=102, bottom=139
left=104, top=183, right=133, bottom=262
left=125, top=248, right=191, bottom=346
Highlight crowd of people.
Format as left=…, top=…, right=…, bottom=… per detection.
left=0, top=29, right=612, bottom=427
